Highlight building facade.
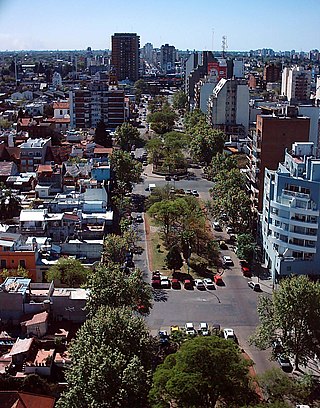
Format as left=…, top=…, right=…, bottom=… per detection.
left=111, top=33, right=140, bottom=82
left=262, top=142, right=320, bottom=282
left=160, top=44, right=176, bottom=74
left=281, top=66, right=312, bottom=104
left=247, top=107, right=310, bottom=211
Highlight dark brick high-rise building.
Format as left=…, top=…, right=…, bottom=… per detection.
left=111, top=33, right=140, bottom=82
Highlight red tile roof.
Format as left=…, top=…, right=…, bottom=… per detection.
left=24, top=311, right=48, bottom=327
left=36, top=165, right=53, bottom=173
left=53, top=102, right=69, bottom=110
left=9, top=338, right=34, bottom=356
left=0, top=391, right=55, bottom=408
left=94, top=147, right=113, bottom=155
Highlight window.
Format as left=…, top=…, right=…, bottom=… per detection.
left=0, top=260, right=6, bottom=268
left=19, top=260, right=26, bottom=269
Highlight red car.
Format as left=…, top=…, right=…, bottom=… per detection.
left=184, top=279, right=193, bottom=289
left=171, top=279, right=181, bottom=289
left=214, top=274, right=223, bottom=285
left=239, top=260, right=251, bottom=277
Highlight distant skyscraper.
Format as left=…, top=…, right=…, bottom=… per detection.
left=111, top=33, right=140, bottom=82
left=281, top=66, right=312, bottom=104
left=160, top=44, right=176, bottom=74
left=142, top=42, right=154, bottom=63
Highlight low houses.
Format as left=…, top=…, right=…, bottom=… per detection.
left=9, top=337, right=34, bottom=365
left=21, top=311, right=49, bottom=337
left=0, top=391, right=55, bottom=408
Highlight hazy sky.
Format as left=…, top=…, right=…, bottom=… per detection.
left=0, top=0, right=319, bottom=51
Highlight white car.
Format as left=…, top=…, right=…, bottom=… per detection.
left=203, top=278, right=215, bottom=289
left=160, top=276, right=171, bottom=289
left=199, top=322, right=210, bottom=336
left=194, top=279, right=205, bottom=290
left=185, top=322, right=196, bottom=335
left=222, top=255, right=234, bottom=266
left=226, top=226, right=235, bottom=234
left=223, top=328, right=235, bottom=340
left=248, top=281, right=261, bottom=291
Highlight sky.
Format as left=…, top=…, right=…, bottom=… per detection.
left=0, top=0, right=319, bottom=52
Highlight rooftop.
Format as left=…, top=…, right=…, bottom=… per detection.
left=0, top=278, right=31, bottom=295
left=9, top=337, right=34, bottom=356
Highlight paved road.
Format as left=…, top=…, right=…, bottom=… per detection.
left=131, top=163, right=276, bottom=374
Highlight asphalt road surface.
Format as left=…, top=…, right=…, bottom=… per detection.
left=131, top=164, right=276, bottom=374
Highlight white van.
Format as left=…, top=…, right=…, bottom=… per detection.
left=148, top=183, right=156, bottom=192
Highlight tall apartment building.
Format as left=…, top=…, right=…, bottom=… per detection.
left=69, top=82, right=125, bottom=129
left=281, top=66, right=312, bottom=104
left=262, top=142, right=320, bottom=282
left=142, top=42, right=154, bottom=63
left=111, top=33, right=140, bottom=82
left=207, top=78, right=249, bottom=139
left=263, top=62, right=281, bottom=82
left=247, top=106, right=310, bottom=211
left=160, top=44, right=176, bottom=74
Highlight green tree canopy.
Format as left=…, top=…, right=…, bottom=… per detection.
left=94, top=119, right=112, bottom=148
left=237, top=233, right=256, bottom=262
left=172, top=90, right=188, bottom=111
left=206, top=152, right=238, bottom=181
left=86, top=263, right=152, bottom=317
left=149, top=336, right=257, bottom=408
left=111, top=149, right=142, bottom=199
left=189, top=126, right=226, bottom=166
left=147, top=105, right=177, bottom=135
left=183, top=109, right=206, bottom=133
left=102, top=234, right=130, bottom=264
left=45, top=258, right=88, bottom=287
left=251, top=275, right=320, bottom=370
left=115, top=122, right=142, bottom=151
left=165, top=245, right=183, bottom=272
left=57, top=306, right=154, bottom=408
left=0, top=185, right=21, bottom=220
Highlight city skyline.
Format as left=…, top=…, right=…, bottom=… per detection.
left=0, top=0, right=320, bottom=52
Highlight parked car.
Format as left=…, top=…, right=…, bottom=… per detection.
left=203, top=278, right=215, bottom=289
left=223, top=328, right=236, bottom=341
left=248, top=281, right=261, bottom=291
left=214, top=274, right=223, bottom=285
left=160, top=276, right=171, bottom=289
left=159, top=330, right=169, bottom=345
left=213, top=221, right=222, bottom=231
left=239, top=260, right=251, bottom=277
left=184, top=279, right=193, bottom=289
left=277, top=354, right=293, bottom=372
left=185, top=189, right=192, bottom=195
left=194, top=279, right=205, bottom=290
left=170, top=325, right=180, bottom=334
left=185, top=322, right=196, bottom=336
left=192, top=190, right=199, bottom=197
left=124, top=259, right=134, bottom=268
left=165, top=175, right=171, bottom=181
left=272, top=338, right=284, bottom=354
left=199, top=322, right=210, bottom=336
left=135, top=214, right=143, bottom=223
left=171, top=278, right=181, bottom=289
left=219, top=240, right=228, bottom=250
left=226, top=226, right=235, bottom=234
left=222, top=255, right=234, bottom=266
left=173, top=175, right=179, bottom=181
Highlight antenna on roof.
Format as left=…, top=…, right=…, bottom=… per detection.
left=222, top=35, right=228, bottom=58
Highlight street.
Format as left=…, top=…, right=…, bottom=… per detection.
left=132, top=162, right=276, bottom=374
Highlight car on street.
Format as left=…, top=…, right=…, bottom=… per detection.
left=184, top=279, right=193, bottom=289
left=194, top=279, right=205, bottom=290
left=213, top=221, right=222, bottom=231
left=192, top=190, right=199, bottom=197
left=165, top=175, right=171, bottom=181
left=248, top=281, right=261, bottom=291
left=171, top=278, right=181, bottom=289
left=277, top=354, right=293, bottom=372
left=199, top=322, right=210, bottom=336
left=272, top=338, right=284, bottom=354
left=135, top=214, right=143, bottom=223
left=226, top=226, right=235, bottom=234
left=159, top=330, right=169, bottom=345
left=142, top=160, right=148, bottom=166
left=223, top=328, right=236, bottom=341
left=170, top=325, right=180, bottom=334
left=203, top=278, right=215, bottom=289
left=173, top=175, right=179, bottom=181
left=160, top=276, right=171, bottom=289
left=222, top=255, right=234, bottom=266
left=239, top=260, right=251, bottom=277
left=185, top=189, right=192, bottom=195
left=214, top=274, right=223, bottom=285
left=185, top=322, right=196, bottom=336
left=124, top=259, right=134, bottom=268
left=219, top=240, right=228, bottom=250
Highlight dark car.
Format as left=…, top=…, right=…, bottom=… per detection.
left=239, top=260, right=251, bottom=277
left=171, top=279, right=181, bottom=289
left=165, top=175, right=171, bottom=181
left=277, top=354, right=293, bottom=372
left=184, top=279, right=193, bottom=290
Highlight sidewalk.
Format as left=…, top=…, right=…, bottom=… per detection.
left=251, top=263, right=274, bottom=295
